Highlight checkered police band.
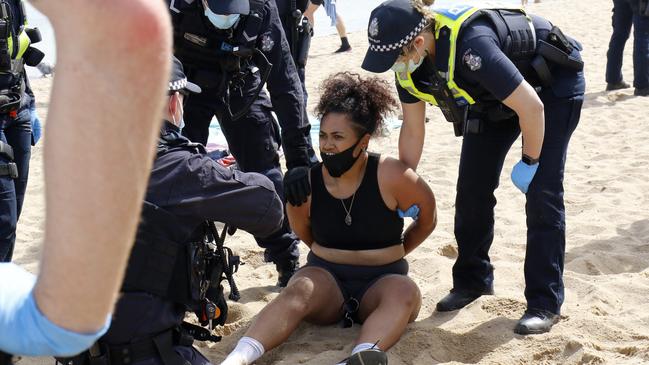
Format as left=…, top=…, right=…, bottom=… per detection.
left=369, top=17, right=427, bottom=53
left=169, top=78, right=188, bottom=92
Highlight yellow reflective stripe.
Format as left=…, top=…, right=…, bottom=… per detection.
left=395, top=70, right=439, bottom=105
left=15, top=30, right=29, bottom=59
left=433, top=7, right=480, bottom=105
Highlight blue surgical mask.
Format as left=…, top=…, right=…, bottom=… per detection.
left=391, top=45, right=426, bottom=74
left=204, top=8, right=240, bottom=30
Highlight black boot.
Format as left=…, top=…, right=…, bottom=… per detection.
left=634, top=87, right=649, bottom=96
left=514, top=308, right=559, bottom=335
left=335, top=37, right=351, bottom=53
left=436, top=288, right=494, bottom=312
left=606, top=81, right=630, bottom=91
left=275, top=258, right=299, bottom=287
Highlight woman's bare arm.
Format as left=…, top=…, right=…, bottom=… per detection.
left=381, top=158, right=437, bottom=255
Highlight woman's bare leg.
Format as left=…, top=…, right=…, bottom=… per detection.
left=355, top=275, right=421, bottom=350
left=243, top=266, right=344, bottom=351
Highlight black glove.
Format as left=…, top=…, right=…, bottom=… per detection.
left=283, top=166, right=311, bottom=206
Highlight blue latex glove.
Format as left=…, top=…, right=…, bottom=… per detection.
left=398, top=204, right=420, bottom=220
left=511, top=160, right=539, bottom=194
left=30, top=105, right=41, bottom=146
left=0, top=263, right=110, bottom=356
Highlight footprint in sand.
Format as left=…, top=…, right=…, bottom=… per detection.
left=438, top=244, right=458, bottom=258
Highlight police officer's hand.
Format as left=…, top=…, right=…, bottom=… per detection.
left=511, top=160, right=539, bottom=194
left=283, top=166, right=311, bottom=206
left=398, top=204, right=420, bottom=220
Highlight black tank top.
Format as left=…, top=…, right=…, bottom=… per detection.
left=310, top=153, right=404, bottom=250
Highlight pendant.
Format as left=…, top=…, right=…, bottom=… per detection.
left=345, top=214, right=352, bottom=226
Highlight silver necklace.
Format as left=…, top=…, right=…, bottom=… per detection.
left=338, top=155, right=368, bottom=226
left=341, top=193, right=356, bottom=226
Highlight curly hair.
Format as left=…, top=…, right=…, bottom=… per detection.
left=315, top=72, right=397, bottom=137
left=405, top=0, right=436, bottom=50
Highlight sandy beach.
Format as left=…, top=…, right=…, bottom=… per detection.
left=13, top=0, right=649, bottom=363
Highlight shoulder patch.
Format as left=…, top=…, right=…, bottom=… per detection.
left=261, top=34, right=275, bottom=52
left=463, top=48, right=482, bottom=71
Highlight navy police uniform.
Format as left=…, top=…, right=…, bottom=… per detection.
left=168, top=0, right=310, bottom=269
left=363, top=1, right=585, bottom=319
left=95, top=122, right=283, bottom=365
left=56, top=59, right=284, bottom=365
left=0, top=0, right=43, bottom=262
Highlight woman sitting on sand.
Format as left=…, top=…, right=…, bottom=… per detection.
left=219, top=72, right=437, bottom=365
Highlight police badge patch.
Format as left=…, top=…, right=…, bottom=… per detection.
left=261, top=35, right=274, bottom=52
left=369, top=18, right=379, bottom=38
left=463, top=48, right=482, bottom=71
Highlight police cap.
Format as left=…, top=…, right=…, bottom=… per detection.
left=362, top=0, right=427, bottom=73
left=169, top=56, right=201, bottom=94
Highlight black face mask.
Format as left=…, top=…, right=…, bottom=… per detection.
left=320, top=137, right=363, bottom=178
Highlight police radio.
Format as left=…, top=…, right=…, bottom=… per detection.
left=419, top=66, right=468, bottom=137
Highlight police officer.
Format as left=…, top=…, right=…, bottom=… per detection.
left=55, top=57, right=284, bottom=365
left=168, top=0, right=313, bottom=286
left=273, top=0, right=322, bottom=166
left=362, top=0, right=585, bottom=334
left=273, top=0, right=316, bottom=102
left=605, top=0, right=649, bottom=95
left=0, top=0, right=43, bottom=262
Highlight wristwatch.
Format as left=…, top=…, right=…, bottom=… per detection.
left=522, top=154, right=540, bottom=165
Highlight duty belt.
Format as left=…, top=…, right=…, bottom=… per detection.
left=0, top=140, right=16, bottom=178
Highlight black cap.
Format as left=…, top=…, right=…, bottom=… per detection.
left=169, top=56, right=201, bottom=94
left=361, top=0, right=427, bottom=73
left=205, top=0, right=250, bottom=15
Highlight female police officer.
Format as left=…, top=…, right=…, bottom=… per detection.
left=362, top=0, right=585, bottom=334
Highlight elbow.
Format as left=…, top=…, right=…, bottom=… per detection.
left=256, top=194, right=285, bottom=238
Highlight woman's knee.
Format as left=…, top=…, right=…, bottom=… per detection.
left=380, top=276, right=421, bottom=309
left=280, top=274, right=318, bottom=314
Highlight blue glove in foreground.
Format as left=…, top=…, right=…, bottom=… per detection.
left=0, top=263, right=110, bottom=356
left=511, top=160, right=539, bottom=194
left=398, top=204, right=420, bottom=220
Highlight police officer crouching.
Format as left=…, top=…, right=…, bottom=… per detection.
left=56, top=57, right=284, bottom=365
left=362, top=0, right=585, bottom=334
left=167, top=0, right=315, bottom=287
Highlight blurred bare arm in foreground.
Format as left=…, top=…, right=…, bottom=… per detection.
left=0, top=0, right=171, bottom=356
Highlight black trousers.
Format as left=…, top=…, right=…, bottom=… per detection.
left=452, top=91, right=584, bottom=314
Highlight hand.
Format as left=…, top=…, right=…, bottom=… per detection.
left=511, top=160, right=539, bottom=194
left=398, top=204, right=420, bottom=220
left=0, top=263, right=110, bottom=356
left=31, top=111, right=42, bottom=146
left=283, top=166, right=311, bottom=206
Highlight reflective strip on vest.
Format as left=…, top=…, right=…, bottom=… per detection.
left=7, top=0, right=29, bottom=60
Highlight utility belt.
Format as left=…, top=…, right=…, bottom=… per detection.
left=55, top=322, right=219, bottom=365
left=0, top=140, right=17, bottom=178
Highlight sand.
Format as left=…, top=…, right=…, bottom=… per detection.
left=12, top=0, right=649, bottom=363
